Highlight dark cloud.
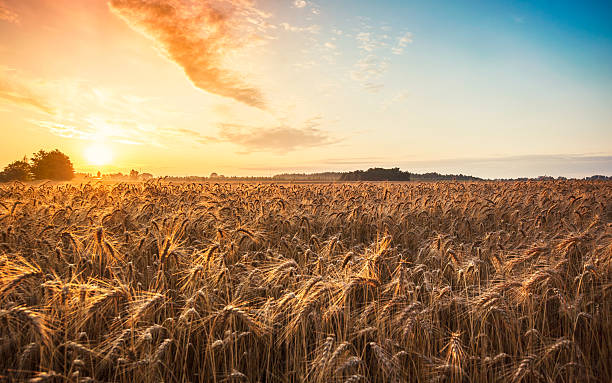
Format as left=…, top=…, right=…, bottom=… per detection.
left=214, top=120, right=337, bottom=153
left=109, top=0, right=268, bottom=109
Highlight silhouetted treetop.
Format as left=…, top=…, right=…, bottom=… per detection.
left=0, top=157, right=32, bottom=182
left=340, top=167, right=411, bottom=181
left=30, top=149, right=74, bottom=181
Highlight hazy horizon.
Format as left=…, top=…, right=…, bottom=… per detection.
left=1, top=0, right=611, bottom=179
left=76, top=153, right=609, bottom=180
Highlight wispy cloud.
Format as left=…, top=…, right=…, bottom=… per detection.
left=356, top=32, right=379, bottom=52
left=0, top=71, right=202, bottom=147
left=109, top=0, right=271, bottom=109
left=25, top=78, right=338, bottom=154
left=363, top=82, right=384, bottom=93
left=2, top=67, right=338, bottom=154
left=35, top=121, right=96, bottom=141
left=291, top=0, right=319, bottom=15
left=34, top=118, right=162, bottom=146
left=293, top=0, right=307, bottom=9
left=348, top=21, right=413, bottom=91
left=324, top=41, right=336, bottom=50
left=0, top=68, right=53, bottom=113
left=0, top=1, right=19, bottom=24
left=34, top=116, right=216, bottom=148
left=350, top=55, right=389, bottom=83
left=354, top=23, right=412, bottom=55
left=280, top=22, right=320, bottom=34
left=213, top=118, right=338, bottom=153
left=381, top=90, right=409, bottom=110
left=392, top=32, right=413, bottom=55
left=0, top=68, right=171, bottom=143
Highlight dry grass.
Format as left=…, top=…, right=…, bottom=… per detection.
left=0, top=180, right=610, bottom=382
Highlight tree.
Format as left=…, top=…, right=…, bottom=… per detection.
left=130, top=169, right=139, bottom=179
left=30, top=149, right=74, bottom=181
left=0, top=157, right=32, bottom=182
left=340, top=167, right=411, bottom=181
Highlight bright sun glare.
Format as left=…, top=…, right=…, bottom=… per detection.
left=85, top=143, right=113, bottom=166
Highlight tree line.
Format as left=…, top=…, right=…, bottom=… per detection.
left=274, top=168, right=482, bottom=182
left=162, top=168, right=485, bottom=182
left=339, top=167, right=412, bottom=181
left=0, top=149, right=74, bottom=182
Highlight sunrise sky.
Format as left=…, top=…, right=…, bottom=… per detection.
left=0, top=0, right=611, bottom=178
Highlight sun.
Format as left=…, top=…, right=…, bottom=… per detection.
left=85, top=143, right=113, bottom=166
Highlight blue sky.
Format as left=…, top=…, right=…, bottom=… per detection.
left=0, top=0, right=610, bottom=178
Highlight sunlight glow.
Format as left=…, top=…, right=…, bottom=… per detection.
left=85, top=143, right=113, bottom=166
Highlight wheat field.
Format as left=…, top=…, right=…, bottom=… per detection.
left=0, top=180, right=610, bottom=382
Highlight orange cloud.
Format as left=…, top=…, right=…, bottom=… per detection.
left=0, top=69, right=53, bottom=113
left=214, top=119, right=338, bottom=153
left=109, top=0, right=268, bottom=109
left=0, top=1, right=18, bottom=24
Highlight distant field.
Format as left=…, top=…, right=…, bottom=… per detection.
left=0, top=181, right=610, bottom=382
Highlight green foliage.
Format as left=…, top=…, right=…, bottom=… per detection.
left=30, top=149, right=74, bottom=181
left=340, top=167, right=411, bottom=181
left=0, top=157, right=32, bottom=182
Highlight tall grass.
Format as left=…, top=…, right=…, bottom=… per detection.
left=0, top=180, right=610, bottom=382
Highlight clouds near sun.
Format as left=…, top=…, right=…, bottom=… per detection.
left=0, top=0, right=420, bottom=173
left=214, top=118, right=337, bottom=153
left=0, top=68, right=53, bottom=114
left=0, top=0, right=417, bottom=159
left=1, top=0, right=610, bottom=177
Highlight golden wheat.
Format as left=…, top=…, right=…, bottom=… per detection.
left=0, top=180, right=609, bottom=382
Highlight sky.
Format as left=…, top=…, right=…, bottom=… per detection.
left=0, top=0, right=611, bottom=179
